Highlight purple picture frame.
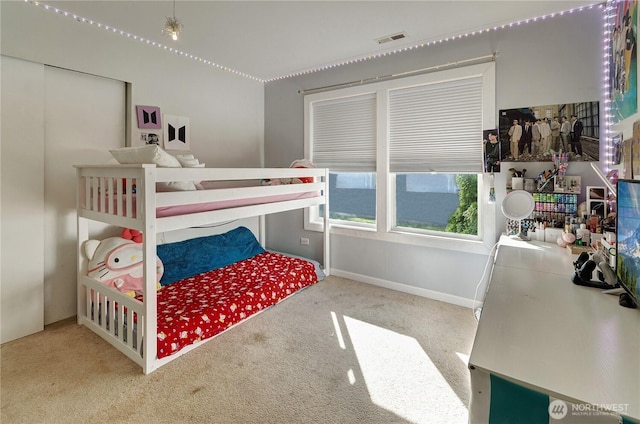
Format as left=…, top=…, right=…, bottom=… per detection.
left=136, top=105, right=161, bottom=129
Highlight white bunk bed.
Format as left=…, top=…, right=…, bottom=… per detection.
left=75, top=164, right=329, bottom=374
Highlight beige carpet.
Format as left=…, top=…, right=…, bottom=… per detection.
left=1, top=276, right=477, bottom=424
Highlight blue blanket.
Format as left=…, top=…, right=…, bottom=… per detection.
left=157, top=226, right=265, bottom=286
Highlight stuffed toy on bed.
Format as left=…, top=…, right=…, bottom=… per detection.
left=84, top=230, right=163, bottom=297
left=260, top=158, right=316, bottom=185
left=289, top=158, right=316, bottom=183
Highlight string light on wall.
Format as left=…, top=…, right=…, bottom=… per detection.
left=24, top=0, right=262, bottom=82
left=25, top=0, right=603, bottom=84
left=265, top=3, right=604, bottom=82
left=603, top=1, right=617, bottom=175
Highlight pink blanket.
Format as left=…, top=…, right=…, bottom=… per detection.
left=95, top=190, right=318, bottom=218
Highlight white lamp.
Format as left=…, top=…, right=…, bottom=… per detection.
left=501, top=190, right=535, bottom=240
left=590, top=162, right=616, bottom=197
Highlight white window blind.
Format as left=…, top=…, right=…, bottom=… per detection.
left=389, top=76, right=483, bottom=172
left=311, top=93, right=376, bottom=172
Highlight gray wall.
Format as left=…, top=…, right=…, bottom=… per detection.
left=264, top=7, right=602, bottom=306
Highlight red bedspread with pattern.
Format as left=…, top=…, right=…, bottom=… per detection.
left=155, top=251, right=318, bottom=358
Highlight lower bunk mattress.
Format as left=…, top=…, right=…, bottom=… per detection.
left=153, top=251, right=318, bottom=358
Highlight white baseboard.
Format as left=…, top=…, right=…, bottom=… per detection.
left=330, top=268, right=481, bottom=309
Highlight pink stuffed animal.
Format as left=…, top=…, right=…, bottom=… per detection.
left=290, top=158, right=316, bottom=183
left=121, top=228, right=143, bottom=243
left=84, top=236, right=163, bottom=297
left=261, top=159, right=316, bottom=186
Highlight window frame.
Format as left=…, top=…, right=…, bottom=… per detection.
left=304, top=62, right=496, bottom=254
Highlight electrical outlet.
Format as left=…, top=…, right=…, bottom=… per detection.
left=300, top=237, right=310, bottom=245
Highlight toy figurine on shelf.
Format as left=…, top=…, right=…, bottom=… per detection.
left=551, top=150, right=569, bottom=177
left=601, top=211, right=616, bottom=233
left=508, top=167, right=527, bottom=178
left=508, top=167, right=527, bottom=191
left=536, top=166, right=559, bottom=192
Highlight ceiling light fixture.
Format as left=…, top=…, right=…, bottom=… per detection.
left=163, top=0, right=182, bottom=41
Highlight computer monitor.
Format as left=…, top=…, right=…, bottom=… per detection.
left=615, top=179, right=640, bottom=308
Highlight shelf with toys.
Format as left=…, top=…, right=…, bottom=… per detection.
left=506, top=152, right=572, bottom=231
left=504, top=154, right=618, bottom=254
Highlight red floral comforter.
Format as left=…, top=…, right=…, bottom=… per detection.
left=155, top=251, right=318, bottom=358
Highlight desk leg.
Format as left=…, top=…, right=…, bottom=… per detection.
left=469, top=369, right=626, bottom=423
left=469, top=368, right=548, bottom=423
left=468, top=367, right=491, bottom=423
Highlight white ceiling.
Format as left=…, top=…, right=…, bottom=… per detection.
left=44, top=1, right=600, bottom=81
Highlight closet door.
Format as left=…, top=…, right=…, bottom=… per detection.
left=44, top=66, right=125, bottom=324
left=0, top=56, right=45, bottom=343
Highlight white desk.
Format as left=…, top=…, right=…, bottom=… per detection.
left=468, top=236, right=640, bottom=423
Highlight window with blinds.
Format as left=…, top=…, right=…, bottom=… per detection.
left=389, top=76, right=483, bottom=173
left=310, top=93, right=376, bottom=172
left=304, top=61, right=494, bottom=240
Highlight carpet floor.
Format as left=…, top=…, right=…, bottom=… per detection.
left=1, top=276, right=477, bottom=424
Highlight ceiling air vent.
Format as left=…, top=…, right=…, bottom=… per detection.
left=375, top=32, right=407, bottom=44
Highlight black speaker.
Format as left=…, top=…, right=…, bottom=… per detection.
left=573, top=252, right=590, bottom=270
left=571, top=260, right=596, bottom=285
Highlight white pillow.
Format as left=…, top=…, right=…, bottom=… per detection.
left=175, top=155, right=205, bottom=189
left=179, top=158, right=199, bottom=167
left=175, top=154, right=194, bottom=163
left=156, top=181, right=197, bottom=192
left=175, top=154, right=204, bottom=168
left=110, top=145, right=181, bottom=168
left=110, top=146, right=200, bottom=191
left=158, top=154, right=203, bottom=191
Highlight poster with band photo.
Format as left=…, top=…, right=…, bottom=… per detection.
left=499, top=101, right=599, bottom=163
left=483, top=129, right=500, bottom=173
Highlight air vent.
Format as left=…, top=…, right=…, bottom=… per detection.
left=375, top=32, right=407, bottom=44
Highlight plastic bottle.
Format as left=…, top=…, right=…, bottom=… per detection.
left=576, top=223, right=590, bottom=247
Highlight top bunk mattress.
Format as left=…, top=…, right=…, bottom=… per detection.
left=92, top=183, right=320, bottom=218
left=156, top=190, right=318, bottom=218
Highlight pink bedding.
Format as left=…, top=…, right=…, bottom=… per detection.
left=95, top=190, right=318, bottom=218
left=157, top=191, right=317, bottom=217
